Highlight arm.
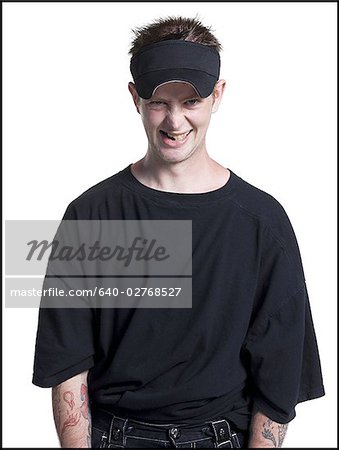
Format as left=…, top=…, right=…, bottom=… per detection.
left=248, top=406, right=288, bottom=448
left=52, top=370, right=91, bottom=448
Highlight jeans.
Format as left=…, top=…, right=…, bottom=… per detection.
left=91, top=408, right=248, bottom=448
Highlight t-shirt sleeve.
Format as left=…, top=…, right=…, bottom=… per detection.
left=32, top=305, right=95, bottom=387
left=32, top=202, right=95, bottom=388
left=242, top=216, right=325, bottom=424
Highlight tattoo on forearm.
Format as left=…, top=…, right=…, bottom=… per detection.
left=80, top=383, right=92, bottom=446
left=63, top=391, right=75, bottom=410
left=260, top=417, right=288, bottom=448
left=52, top=381, right=91, bottom=446
left=80, top=384, right=89, bottom=419
left=61, top=411, right=81, bottom=434
left=60, top=390, right=81, bottom=435
left=262, top=418, right=277, bottom=447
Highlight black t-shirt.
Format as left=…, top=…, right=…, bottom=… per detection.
left=32, top=164, right=325, bottom=430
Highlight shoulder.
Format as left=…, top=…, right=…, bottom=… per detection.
left=230, top=171, right=298, bottom=249
left=231, top=171, right=306, bottom=296
left=63, top=166, right=129, bottom=218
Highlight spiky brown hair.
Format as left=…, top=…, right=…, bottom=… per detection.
left=129, top=15, right=222, bottom=56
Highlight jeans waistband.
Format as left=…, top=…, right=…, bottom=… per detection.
left=92, top=407, right=242, bottom=448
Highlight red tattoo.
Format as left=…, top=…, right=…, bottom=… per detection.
left=63, top=391, right=75, bottom=410
left=80, top=383, right=89, bottom=419
left=61, top=411, right=81, bottom=434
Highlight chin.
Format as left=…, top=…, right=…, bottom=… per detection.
left=158, top=151, right=193, bottom=164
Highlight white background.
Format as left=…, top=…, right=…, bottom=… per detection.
left=3, top=2, right=337, bottom=448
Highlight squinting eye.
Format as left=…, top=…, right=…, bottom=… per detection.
left=185, top=99, right=199, bottom=105
left=150, top=101, right=164, bottom=105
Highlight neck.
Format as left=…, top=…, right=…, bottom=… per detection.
left=131, top=152, right=230, bottom=194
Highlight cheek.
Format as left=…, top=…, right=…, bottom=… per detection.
left=191, top=114, right=211, bottom=131
left=188, top=106, right=212, bottom=128
left=143, top=111, right=164, bottom=130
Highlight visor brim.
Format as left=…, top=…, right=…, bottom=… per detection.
left=135, top=68, right=218, bottom=99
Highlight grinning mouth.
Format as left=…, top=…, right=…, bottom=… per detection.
left=160, top=130, right=193, bottom=141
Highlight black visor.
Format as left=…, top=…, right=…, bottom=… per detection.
left=130, top=40, right=220, bottom=99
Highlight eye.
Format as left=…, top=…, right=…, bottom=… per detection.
left=185, top=99, right=200, bottom=106
left=149, top=101, right=165, bottom=105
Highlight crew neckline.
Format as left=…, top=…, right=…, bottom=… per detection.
left=121, top=163, right=237, bottom=205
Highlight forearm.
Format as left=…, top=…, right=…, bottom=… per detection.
left=248, top=406, right=288, bottom=448
left=52, top=370, right=91, bottom=448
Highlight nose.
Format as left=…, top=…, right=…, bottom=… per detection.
left=165, top=105, right=186, bottom=131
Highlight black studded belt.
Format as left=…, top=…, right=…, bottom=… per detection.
left=91, top=407, right=246, bottom=448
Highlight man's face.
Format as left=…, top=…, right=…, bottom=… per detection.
left=129, top=81, right=224, bottom=164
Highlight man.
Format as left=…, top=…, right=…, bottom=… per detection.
left=32, top=16, right=325, bottom=448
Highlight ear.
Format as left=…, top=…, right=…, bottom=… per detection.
left=128, top=82, right=141, bottom=114
left=211, top=79, right=226, bottom=113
